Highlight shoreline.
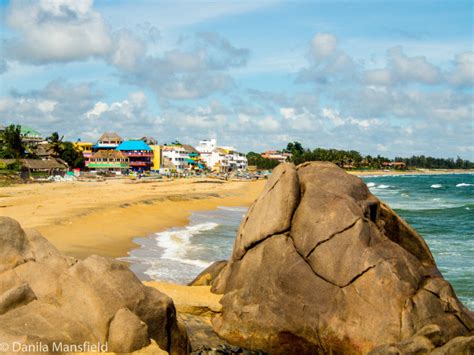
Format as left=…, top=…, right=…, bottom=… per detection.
left=0, top=178, right=265, bottom=259
left=350, top=168, right=474, bottom=176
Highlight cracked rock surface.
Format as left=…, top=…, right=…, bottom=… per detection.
left=211, top=162, right=474, bottom=354
left=0, top=217, right=189, bottom=354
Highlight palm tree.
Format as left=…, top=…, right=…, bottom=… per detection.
left=46, top=132, right=64, bottom=157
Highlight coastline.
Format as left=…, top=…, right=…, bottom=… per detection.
left=350, top=168, right=474, bottom=176
left=0, top=178, right=265, bottom=259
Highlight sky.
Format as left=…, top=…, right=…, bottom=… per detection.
left=0, top=0, right=473, bottom=158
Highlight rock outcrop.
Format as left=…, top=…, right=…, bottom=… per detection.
left=212, top=162, right=474, bottom=354
left=188, top=260, right=227, bottom=286
left=0, top=217, right=189, bottom=354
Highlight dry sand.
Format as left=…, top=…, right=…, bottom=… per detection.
left=0, top=178, right=265, bottom=259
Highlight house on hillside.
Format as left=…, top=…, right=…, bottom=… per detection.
left=116, top=140, right=153, bottom=171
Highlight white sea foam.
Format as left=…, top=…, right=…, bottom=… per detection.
left=377, top=184, right=391, bottom=189
left=456, top=183, right=473, bottom=187
left=366, top=182, right=376, bottom=187
left=218, top=206, right=248, bottom=212
left=431, top=184, right=442, bottom=188
left=154, top=222, right=218, bottom=268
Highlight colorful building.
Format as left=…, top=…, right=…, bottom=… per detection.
left=93, top=132, right=123, bottom=151
left=88, top=150, right=129, bottom=173
left=151, top=145, right=161, bottom=171
left=74, top=141, right=94, bottom=166
left=116, top=140, right=153, bottom=171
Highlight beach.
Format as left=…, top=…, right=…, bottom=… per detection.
left=0, top=178, right=265, bottom=259
left=0, top=168, right=471, bottom=261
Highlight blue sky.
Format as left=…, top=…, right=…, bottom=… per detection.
left=0, top=0, right=472, bottom=158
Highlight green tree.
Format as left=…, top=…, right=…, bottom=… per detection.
left=246, top=152, right=280, bottom=169
left=46, top=132, right=63, bottom=156
left=0, top=124, right=26, bottom=159
left=59, top=142, right=84, bottom=169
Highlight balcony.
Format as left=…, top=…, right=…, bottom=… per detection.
left=123, top=152, right=154, bottom=157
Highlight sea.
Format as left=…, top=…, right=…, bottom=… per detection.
left=123, top=173, right=473, bottom=310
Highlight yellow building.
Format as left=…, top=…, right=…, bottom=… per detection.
left=151, top=145, right=161, bottom=171
left=74, top=141, right=93, bottom=167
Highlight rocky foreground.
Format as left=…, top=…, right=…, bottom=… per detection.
left=0, top=162, right=473, bottom=354
left=209, top=162, right=473, bottom=354
left=0, top=217, right=189, bottom=354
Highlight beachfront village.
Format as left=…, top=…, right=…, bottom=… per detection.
left=0, top=125, right=252, bottom=179
left=1, top=124, right=473, bottom=182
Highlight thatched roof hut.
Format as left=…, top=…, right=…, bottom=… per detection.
left=98, top=132, right=123, bottom=144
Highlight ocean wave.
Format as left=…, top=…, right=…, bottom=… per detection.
left=218, top=206, right=248, bottom=212
left=377, top=184, right=391, bottom=189
left=431, top=184, right=442, bottom=188
left=366, top=182, right=376, bottom=187
left=456, top=183, right=473, bottom=187
left=155, top=222, right=218, bottom=267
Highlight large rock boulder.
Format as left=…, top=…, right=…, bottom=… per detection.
left=212, top=162, right=474, bottom=354
left=0, top=217, right=189, bottom=354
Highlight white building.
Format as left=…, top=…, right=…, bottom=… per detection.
left=161, top=145, right=189, bottom=172
left=196, top=139, right=247, bottom=172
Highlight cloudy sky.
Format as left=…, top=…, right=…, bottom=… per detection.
left=0, top=0, right=472, bottom=158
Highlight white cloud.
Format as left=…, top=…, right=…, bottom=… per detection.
left=365, top=46, right=442, bottom=86
left=364, top=69, right=392, bottom=86
left=322, top=108, right=380, bottom=129
left=86, top=102, right=109, bottom=119
left=298, top=33, right=356, bottom=85
left=387, top=46, right=441, bottom=84
left=448, top=51, right=474, bottom=86
left=280, top=107, right=295, bottom=119
left=311, top=33, right=337, bottom=60
left=257, top=115, right=280, bottom=131
left=109, top=31, right=146, bottom=70
left=5, top=0, right=113, bottom=63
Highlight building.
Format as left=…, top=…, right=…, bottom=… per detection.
left=88, top=150, right=129, bottom=173
left=116, top=140, right=153, bottom=171
left=181, top=144, right=205, bottom=171
left=261, top=150, right=291, bottom=163
left=382, top=162, right=407, bottom=170
left=196, top=139, right=247, bottom=172
left=20, top=126, right=44, bottom=145
left=151, top=145, right=161, bottom=171
left=74, top=141, right=94, bottom=167
left=93, top=132, right=123, bottom=151
left=0, top=158, right=67, bottom=178
left=161, top=145, right=190, bottom=172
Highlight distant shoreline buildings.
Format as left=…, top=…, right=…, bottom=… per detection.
left=74, top=133, right=248, bottom=174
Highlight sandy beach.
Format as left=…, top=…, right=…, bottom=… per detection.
left=0, top=178, right=265, bottom=259
left=1, top=168, right=471, bottom=260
